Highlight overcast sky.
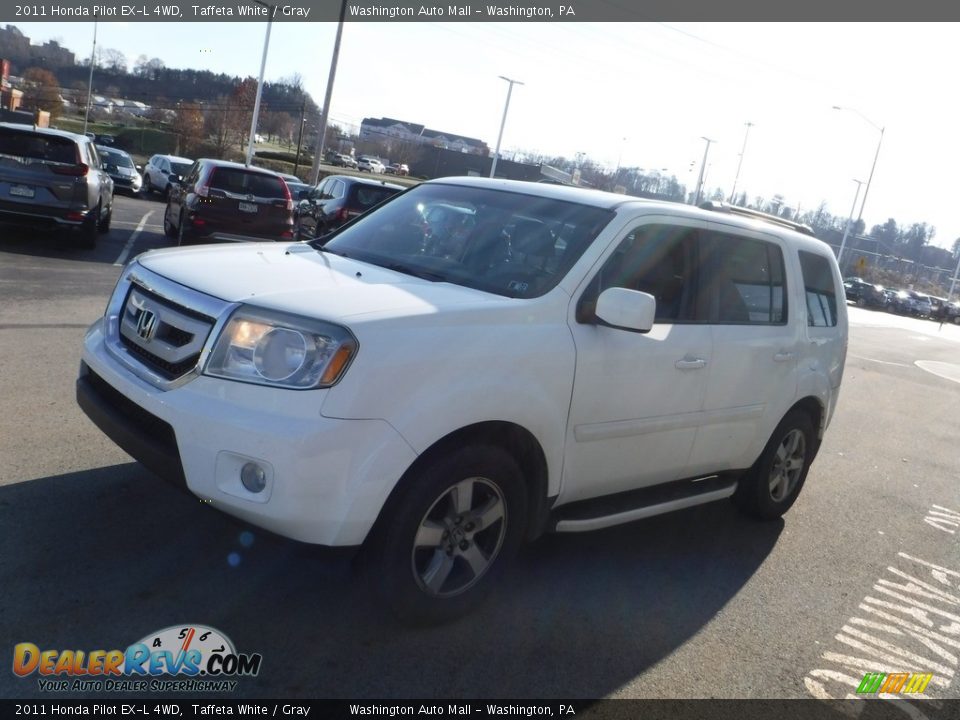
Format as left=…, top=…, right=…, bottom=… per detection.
left=13, top=21, right=960, bottom=250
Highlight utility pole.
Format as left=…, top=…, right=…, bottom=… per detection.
left=244, top=1, right=274, bottom=168
left=293, top=98, right=306, bottom=177
left=82, top=21, right=97, bottom=136
left=728, top=121, right=753, bottom=203
left=693, top=137, right=714, bottom=205
left=311, top=0, right=348, bottom=185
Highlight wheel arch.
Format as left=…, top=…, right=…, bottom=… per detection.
left=787, top=395, right=825, bottom=456
left=365, top=421, right=551, bottom=549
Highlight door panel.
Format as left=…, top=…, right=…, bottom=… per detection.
left=562, top=222, right=711, bottom=503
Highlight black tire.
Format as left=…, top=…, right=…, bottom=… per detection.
left=78, top=203, right=99, bottom=249
left=364, top=445, right=527, bottom=625
left=142, top=174, right=152, bottom=195
left=732, top=409, right=816, bottom=521
left=856, top=297, right=866, bottom=308
left=163, top=207, right=178, bottom=238
left=97, top=204, right=112, bottom=233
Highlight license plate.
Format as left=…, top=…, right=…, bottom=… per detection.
left=238, top=202, right=258, bottom=213
left=9, top=185, right=34, bottom=198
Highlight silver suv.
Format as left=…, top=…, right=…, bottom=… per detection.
left=142, top=154, right=193, bottom=198
left=0, top=123, right=114, bottom=249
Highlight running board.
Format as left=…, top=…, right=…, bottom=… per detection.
left=551, top=475, right=738, bottom=533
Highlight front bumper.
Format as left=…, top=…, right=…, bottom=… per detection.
left=78, top=318, right=418, bottom=546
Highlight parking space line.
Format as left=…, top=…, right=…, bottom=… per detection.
left=848, top=355, right=911, bottom=368
left=113, top=210, right=155, bottom=267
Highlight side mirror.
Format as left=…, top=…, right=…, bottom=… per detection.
left=595, top=288, right=656, bottom=333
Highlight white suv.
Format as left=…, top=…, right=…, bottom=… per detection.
left=77, top=179, right=847, bottom=623
left=357, top=156, right=385, bottom=173
left=142, top=154, right=193, bottom=198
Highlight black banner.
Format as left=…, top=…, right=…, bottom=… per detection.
left=3, top=699, right=960, bottom=720
left=1, top=0, right=957, bottom=23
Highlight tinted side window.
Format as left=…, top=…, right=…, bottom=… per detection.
left=702, top=232, right=787, bottom=325
left=799, top=251, right=838, bottom=327
left=578, top=224, right=698, bottom=324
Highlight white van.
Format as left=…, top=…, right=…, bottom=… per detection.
left=77, top=178, right=847, bottom=623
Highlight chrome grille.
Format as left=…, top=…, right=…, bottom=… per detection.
left=117, top=284, right=215, bottom=381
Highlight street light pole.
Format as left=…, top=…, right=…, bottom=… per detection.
left=728, top=121, right=753, bottom=204
left=245, top=1, right=274, bottom=168
left=693, top=136, right=714, bottom=205
left=837, top=178, right=865, bottom=270
left=489, top=75, right=524, bottom=179
left=833, top=106, right=885, bottom=229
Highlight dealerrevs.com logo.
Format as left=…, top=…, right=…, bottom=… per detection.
left=13, top=624, right=262, bottom=693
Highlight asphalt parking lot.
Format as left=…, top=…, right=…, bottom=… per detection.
left=1, top=196, right=959, bottom=700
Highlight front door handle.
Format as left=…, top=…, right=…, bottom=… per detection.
left=675, top=357, right=707, bottom=370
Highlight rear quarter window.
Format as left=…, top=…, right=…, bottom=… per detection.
left=799, top=251, right=838, bottom=327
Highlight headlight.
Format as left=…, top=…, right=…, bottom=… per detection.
left=204, top=307, right=357, bottom=389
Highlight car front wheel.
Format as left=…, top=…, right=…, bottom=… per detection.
left=365, top=445, right=527, bottom=625
left=733, top=409, right=815, bottom=520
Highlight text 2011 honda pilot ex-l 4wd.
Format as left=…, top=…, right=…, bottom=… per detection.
left=77, top=178, right=847, bottom=623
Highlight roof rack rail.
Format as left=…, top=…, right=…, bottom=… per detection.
left=698, top=200, right=816, bottom=237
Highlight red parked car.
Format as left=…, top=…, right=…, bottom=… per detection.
left=163, top=159, right=295, bottom=244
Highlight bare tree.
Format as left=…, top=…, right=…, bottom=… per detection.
left=101, top=48, right=127, bottom=73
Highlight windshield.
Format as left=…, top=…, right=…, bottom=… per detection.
left=100, top=149, right=134, bottom=168
left=171, top=162, right=192, bottom=176
left=321, top=183, right=615, bottom=298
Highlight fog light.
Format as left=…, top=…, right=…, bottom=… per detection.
left=240, top=462, right=267, bottom=493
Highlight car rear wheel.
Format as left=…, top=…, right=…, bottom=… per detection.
left=97, top=204, right=112, bottom=233
left=77, top=203, right=100, bottom=249
left=142, top=174, right=152, bottom=194
left=856, top=297, right=866, bottom=308
left=733, top=409, right=815, bottom=521
left=364, top=445, right=527, bottom=625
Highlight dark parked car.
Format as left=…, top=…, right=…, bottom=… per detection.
left=0, top=123, right=113, bottom=248
left=96, top=145, right=142, bottom=196
left=843, top=277, right=886, bottom=308
left=912, top=292, right=933, bottom=318
left=885, top=289, right=915, bottom=315
left=163, top=159, right=295, bottom=244
left=278, top=173, right=311, bottom=200
left=294, top=174, right=403, bottom=241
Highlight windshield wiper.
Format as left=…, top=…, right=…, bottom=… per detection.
left=381, top=262, right=448, bottom=282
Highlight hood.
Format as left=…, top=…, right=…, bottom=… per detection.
left=137, top=242, right=502, bottom=322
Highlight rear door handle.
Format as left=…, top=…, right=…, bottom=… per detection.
left=773, top=351, right=795, bottom=362
left=675, top=358, right=707, bottom=370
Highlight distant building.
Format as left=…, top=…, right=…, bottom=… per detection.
left=360, top=116, right=488, bottom=156
left=0, top=25, right=75, bottom=70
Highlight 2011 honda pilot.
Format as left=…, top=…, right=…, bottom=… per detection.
left=78, top=178, right=848, bottom=624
